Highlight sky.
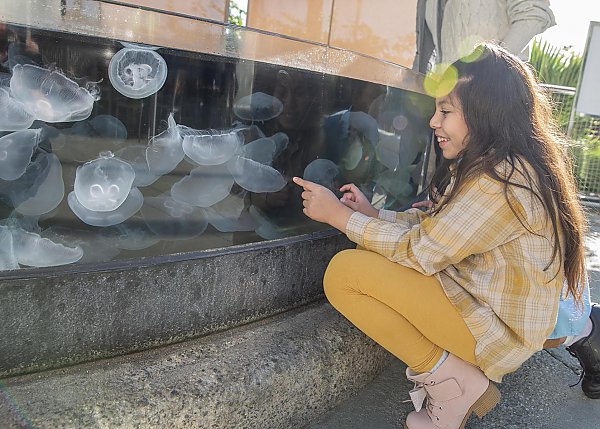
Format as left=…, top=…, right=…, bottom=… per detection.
left=538, top=1, right=600, bottom=54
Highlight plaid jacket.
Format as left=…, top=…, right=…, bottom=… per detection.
left=345, top=166, right=562, bottom=382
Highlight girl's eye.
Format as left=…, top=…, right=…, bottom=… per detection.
left=441, top=110, right=450, bottom=115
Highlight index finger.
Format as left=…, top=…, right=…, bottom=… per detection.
left=292, top=176, right=317, bottom=190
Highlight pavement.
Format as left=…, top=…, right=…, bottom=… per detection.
left=307, top=207, right=600, bottom=429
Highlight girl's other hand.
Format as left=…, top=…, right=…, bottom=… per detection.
left=339, top=183, right=378, bottom=218
left=293, top=177, right=354, bottom=231
left=411, top=199, right=433, bottom=212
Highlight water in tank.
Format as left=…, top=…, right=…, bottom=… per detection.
left=0, top=2, right=434, bottom=272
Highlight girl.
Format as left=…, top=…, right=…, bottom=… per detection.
left=293, top=43, right=587, bottom=429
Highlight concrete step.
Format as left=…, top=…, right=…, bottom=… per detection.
left=309, top=341, right=600, bottom=429
left=0, top=301, right=390, bottom=429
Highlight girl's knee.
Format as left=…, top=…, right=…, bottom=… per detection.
left=323, top=249, right=360, bottom=301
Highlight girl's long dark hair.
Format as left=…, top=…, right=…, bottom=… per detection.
left=429, top=43, right=587, bottom=303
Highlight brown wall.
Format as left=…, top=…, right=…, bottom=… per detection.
left=247, top=0, right=418, bottom=69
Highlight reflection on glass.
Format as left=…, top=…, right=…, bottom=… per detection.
left=0, top=21, right=433, bottom=272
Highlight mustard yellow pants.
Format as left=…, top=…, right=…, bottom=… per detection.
left=323, top=249, right=477, bottom=373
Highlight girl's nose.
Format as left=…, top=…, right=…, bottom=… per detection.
left=429, top=112, right=440, bottom=129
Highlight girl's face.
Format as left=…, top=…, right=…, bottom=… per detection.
left=429, top=94, right=469, bottom=160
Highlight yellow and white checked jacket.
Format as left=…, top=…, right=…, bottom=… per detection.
left=345, top=167, right=563, bottom=382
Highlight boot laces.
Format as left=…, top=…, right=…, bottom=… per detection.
left=567, top=347, right=585, bottom=388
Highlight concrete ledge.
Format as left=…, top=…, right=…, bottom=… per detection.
left=0, top=232, right=353, bottom=377
left=0, top=301, right=392, bottom=429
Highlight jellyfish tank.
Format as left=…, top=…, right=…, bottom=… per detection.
left=0, top=0, right=434, bottom=386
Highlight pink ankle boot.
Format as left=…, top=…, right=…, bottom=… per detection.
left=403, top=354, right=500, bottom=429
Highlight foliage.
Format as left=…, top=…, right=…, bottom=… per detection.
left=529, top=38, right=582, bottom=87
left=228, top=1, right=247, bottom=27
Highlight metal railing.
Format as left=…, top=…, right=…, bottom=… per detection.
left=543, top=84, right=600, bottom=196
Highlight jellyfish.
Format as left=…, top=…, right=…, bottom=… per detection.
left=171, top=164, right=234, bottom=208
left=180, top=126, right=243, bottom=166
left=226, top=155, right=287, bottom=193
left=108, top=47, right=167, bottom=99
left=238, top=136, right=277, bottom=166
left=115, top=145, right=159, bottom=187
left=374, top=167, right=415, bottom=200
left=271, top=132, right=289, bottom=158
left=0, top=87, right=35, bottom=131
left=89, top=115, right=128, bottom=142
left=15, top=153, right=64, bottom=216
left=0, top=148, right=50, bottom=208
left=0, top=72, right=11, bottom=89
left=74, top=152, right=135, bottom=212
left=376, top=130, right=402, bottom=171
left=233, top=92, right=283, bottom=122
left=141, top=194, right=208, bottom=240
left=248, top=205, right=285, bottom=240
left=204, top=192, right=257, bottom=233
left=10, top=64, right=95, bottom=123
left=0, top=226, right=19, bottom=270
left=110, top=218, right=161, bottom=251
left=41, top=226, right=120, bottom=263
left=10, top=227, right=83, bottom=267
left=302, top=158, right=340, bottom=190
left=68, top=187, right=143, bottom=227
left=146, top=113, right=184, bottom=175
left=0, top=128, right=41, bottom=180
left=349, top=111, right=379, bottom=146
left=341, top=137, right=364, bottom=171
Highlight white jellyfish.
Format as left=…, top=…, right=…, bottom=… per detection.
left=68, top=187, right=143, bottom=227
left=271, top=132, right=289, bottom=158
left=89, top=115, right=128, bottom=142
left=349, top=111, right=380, bottom=146
left=41, top=226, right=120, bottom=263
left=303, top=158, right=340, bottom=189
left=375, top=167, right=415, bottom=199
left=115, top=145, right=159, bottom=187
left=0, top=87, right=35, bottom=131
left=0, top=128, right=41, bottom=180
left=110, top=218, right=160, bottom=251
left=10, top=227, right=83, bottom=267
left=341, top=137, right=364, bottom=171
left=15, top=153, right=64, bottom=216
left=74, top=152, right=135, bottom=212
left=10, top=64, right=95, bottom=123
left=238, top=136, right=277, bottom=166
left=233, top=92, right=283, bottom=122
left=180, top=126, right=243, bottom=166
left=108, top=47, right=167, bottom=99
left=204, top=192, right=257, bottom=233
left=141, top=194, right=208, bottom=239
left=0, top=226, right=19, bottom=270
left=171, top=164, right=234, bottom=208
left=248, top=205, right=285, bottom=240
left=0, top=148, right=50, bottom=208
left=146, top=113, right=184, bottom=175
left=376, top=129, right=423, bottom=171
left=226, top=155, right=287, bottom=193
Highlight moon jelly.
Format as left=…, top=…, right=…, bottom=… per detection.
left=108, top=47, right=168, bottom=99
left=10, top=64, right=95, bottom=123
left=141, top=195, right=208, bottom=240
left=0, top=226, right=19, bottom=270
left=0, top=87, right=35, bottom=131
left=10, top=227, right=83, bottom=268
left=226, top=156, right=286, bottom=193
left=233, top=92, right=283, bottom=122
left=74, top=151, right=135, bottom=212
left=239, top=136, right=277, bottom=166
left=15, top=153, right=64, bottom=216
left=180, top=126, right=243, bottom=166
left=204, top=192, right=256, bottom=233
left=0, top=128, right=41, bottom=180
left=146, top=113, right=184, bottom=175
left=303, top=158, right=340, bottom=189
left=68, top=187, right=144, bottom=227
left=349, top=111, right=379, bottom=146
left=115, top=145, right=159, bottom=187
left=171, top=164, right=234, bottom=208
